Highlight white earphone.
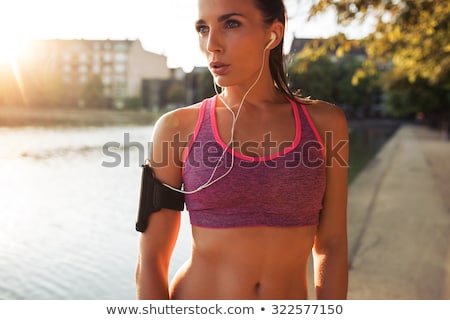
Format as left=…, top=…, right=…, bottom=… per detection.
left=265, top=32, right=276, bottom=50
left=163, top=31, right=276, bottom=194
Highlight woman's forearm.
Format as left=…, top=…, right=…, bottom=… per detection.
left=313, top=246, right=348, bottom=300
left=136, top=259, right=170, bottom=300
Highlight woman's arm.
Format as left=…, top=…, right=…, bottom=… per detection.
left=135, top=109, right=189, bottom=299
left=136, top=209, right=180, bottom=299
left=309, top=102, right=349, bottom=299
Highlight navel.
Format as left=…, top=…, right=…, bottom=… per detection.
left=254, top=282, right=262, bottom=295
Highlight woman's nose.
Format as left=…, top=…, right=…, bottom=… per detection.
left=206, top=29, right=223, bottom=53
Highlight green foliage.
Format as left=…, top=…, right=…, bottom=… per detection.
left=81, top=75, right=105, bottom=108
left=125, top=96, right=143, bottom=110
left=197, top=70, right=216, bottom=100
left=289, top=54, right=381, bottom=118
left=386, top=77, right=448, bottom=117
left=35, top=74, right=65, bottom=107
left=166, top=82, right=186, bottom=104
left=290, top=56, right=337, bottom=101
left=301, top=0, right=450, bottom=119
left=308, top=0, right=450, bottom=84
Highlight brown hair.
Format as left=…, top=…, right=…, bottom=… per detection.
left=252, top=0, right=297, bottom=100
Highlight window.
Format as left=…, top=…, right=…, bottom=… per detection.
left=103, top=53, right=112, bottom=62
left=114, top=63, right=126, bottom=73
left=79, top=75, right=87, bottom=84
left=114, top=86, right=127, bottom=98
left=114, top=43, right=129, bottom=52
left=102, top=75, right=111, bottom=85
left=115, top=53, right=127, bottom=62
left=78, top=65, right=88, bottom=74
left=63, top=75, right=71, bottom=84
left=92, top=64, right=100, bottom=74
left=103, top=65, right=111, bottom=74
left=115, top=75, right=125, bottom=83
left=79, top=53, right=88, bottom=62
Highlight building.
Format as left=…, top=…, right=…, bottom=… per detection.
left=27, top=39, right=170, bottom=109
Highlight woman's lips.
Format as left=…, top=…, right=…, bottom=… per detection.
left=210, top=62, right=230, bottom=76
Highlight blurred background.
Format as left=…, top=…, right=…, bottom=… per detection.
left=0, top=0, right=448, bottom=299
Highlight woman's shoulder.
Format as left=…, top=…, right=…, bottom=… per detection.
left=152, top=101, right=204, bottom=142
left=300, top=99, right=348, bottom=136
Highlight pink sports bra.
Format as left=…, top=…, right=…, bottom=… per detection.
left=182, top=96, right=326, bottom=228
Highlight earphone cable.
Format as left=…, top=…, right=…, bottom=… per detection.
left=162, top=44, right=269, bottom=194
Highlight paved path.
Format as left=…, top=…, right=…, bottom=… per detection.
left=347, top=124, right=450, bottom=299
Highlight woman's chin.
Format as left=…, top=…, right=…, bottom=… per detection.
left=212, top=75, right=234, bottom=88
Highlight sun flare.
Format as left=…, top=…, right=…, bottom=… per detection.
left=0, top=37, right=30, bottom=106
left=0, top=37, right=30, bottom=66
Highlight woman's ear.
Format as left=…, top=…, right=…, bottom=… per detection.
left=269, top=21, right=284, bottom=48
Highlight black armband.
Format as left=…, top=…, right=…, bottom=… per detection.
left=135, top=161, right=185, bottom=233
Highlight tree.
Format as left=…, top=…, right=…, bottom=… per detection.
left=125, top=96, right=143, bottom=110
left=196, top=70, right=216, bottom=101
left=386, top=77, right=448, bottom=119
left=296, top=0, right=449, bottom=122
left=165, top=82, right=186, bottom=107
left=290, top=54, right=381, bottom=118
left=290, top=55, right=338, bottom=102
left=81, top=75, right=105, bottom=108
left=307, top=0, right=450, bottom=86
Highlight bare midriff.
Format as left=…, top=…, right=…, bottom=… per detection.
left=169, top=225, right=317, bottom=300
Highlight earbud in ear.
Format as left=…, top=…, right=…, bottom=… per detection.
left=265, top=32, right=276, bottom=50
left=270, top=32, right=276, bottom=42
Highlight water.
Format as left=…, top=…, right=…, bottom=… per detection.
left=0, top=122, right=397, bottom=300
left=0, top=126, right=192, bottom=300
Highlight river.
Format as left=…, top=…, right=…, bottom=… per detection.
left=0, top=121, right=397, bottom=299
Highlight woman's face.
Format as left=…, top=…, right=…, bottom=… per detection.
left=196, top=0, right=270, bottom=88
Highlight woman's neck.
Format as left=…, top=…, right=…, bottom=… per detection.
left=219, top=74, right=285, bottom=109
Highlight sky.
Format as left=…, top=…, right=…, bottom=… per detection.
left=0, top=0, right=374, bottom=72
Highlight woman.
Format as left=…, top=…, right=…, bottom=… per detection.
left=136, top=0, right=348, bottom=299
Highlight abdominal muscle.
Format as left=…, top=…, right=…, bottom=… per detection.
left=169, top=225, right=317, bottom=300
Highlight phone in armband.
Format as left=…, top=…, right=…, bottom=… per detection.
left=135, top=160, right=185, bottom=232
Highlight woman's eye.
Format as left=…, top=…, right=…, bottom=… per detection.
left=196, top=25, right=209, bottom=35
left=225, top=20, right=241, bottom=29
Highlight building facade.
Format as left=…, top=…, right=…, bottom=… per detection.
left=28, top=39, right=170, bottom=109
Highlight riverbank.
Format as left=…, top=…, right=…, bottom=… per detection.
left=0, top=106, right=160, bottom=127
left=346, top=124, right=450, bottom=299
left=0, top=105, right=402, bottom=129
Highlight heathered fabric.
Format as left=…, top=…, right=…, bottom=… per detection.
left=183, top=96, right=326, bottom=228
